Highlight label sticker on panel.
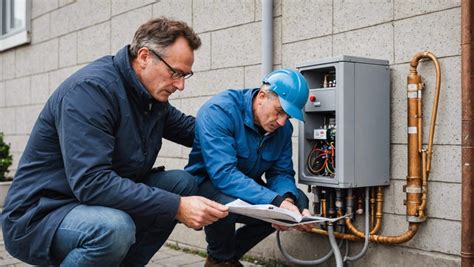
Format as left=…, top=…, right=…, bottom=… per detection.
left=314, top=129, right=327, bottom=140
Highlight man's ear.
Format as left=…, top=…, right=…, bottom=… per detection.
left=136, top=48, right=150, bottom=69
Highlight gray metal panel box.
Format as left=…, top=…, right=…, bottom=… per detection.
left=297, top=56, right=390, bottom=188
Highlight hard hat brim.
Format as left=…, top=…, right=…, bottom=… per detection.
left=278, top=96, right=305, bottom=122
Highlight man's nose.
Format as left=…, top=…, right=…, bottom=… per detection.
left=174, top=78, right=185, bottom=91
left=276, top=114, right=288, bottom=126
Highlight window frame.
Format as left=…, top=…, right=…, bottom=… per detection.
left=0, top=0, right=31, bottom=52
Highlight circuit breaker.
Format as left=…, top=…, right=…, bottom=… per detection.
left=297, top=56, right=390, bottom=188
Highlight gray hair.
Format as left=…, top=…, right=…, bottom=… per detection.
left=260, top=83, right=278, bottom=99
left=129, top=17, right=201, bottom=58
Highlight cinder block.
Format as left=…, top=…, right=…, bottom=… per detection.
left=382, top=213, right=460, bottom=255
left=386, top=178, right=461, bottom=220
left=282, top=36, right=332, bottom=68
left=281, top=0, right=332, bottom=43
left=3, top=134, right=29, bottom=154
left=77, top=22, right=111, bottom=63
left=356, top=243, right=460, bottom=266
left=429, top=145, right=461, bottom=183
left=3, top=50, right=16, bottom=80
left=32, top=0, right=59, bottom=19
left=244, top=65, right=262, bottom=89
left=59, top=32, right=77, bottom=68
left=0, top=108, right=15, bottom=134
left=193, top=33, right=211, bottom=72
left=184, top=67, right=245, bottom=98
left=111, top=6, right=152, bottom=54
left=390, top=57, right=461, bottom=145
left=211, top=23, right=261, bottom=69
left=6, top=77, right=30, bottom=107
left=50, top=0, right=110, bottom=38
left=159, top=139, right=182, bottom=158
left=182, top=146, right=191, bottom=160
left=333, top=23, right=394, bottom=63
left=31, top=73, right=50, bottom=104
left=174, top=96, right=211, bottom=117
left=333, top=0, right=392, bottom=33
left=152, top=0, right=192, bottom=25
left=427, top=182, right=460, bottom=220
left=31, top=14, right=51, bottom=44
left=394, top=8, right=460, bottom=63
left=255, top=0, right=282, bottom=19
left=0, top=55, right=3, bottom=81
left=193, top=0, right=255, bottom=33
left=394, top=0, right=460, bottom=19
left=390, top=144, right=461, bottom=183
left=59, top=0, right=76, bottom=7
left=273, top=17, right=282, bottom=65
left=10, top=152, right=22, bottom=175
left=15, top=39, right=58, bottom=78
left=0, top=82, right=4, bottom=107
left=111, top=0, right=155, bottom=16
left=15, top=105, right=43, bottom=134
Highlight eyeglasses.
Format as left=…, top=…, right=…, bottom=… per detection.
left=147, top=48, right=194, bottom=80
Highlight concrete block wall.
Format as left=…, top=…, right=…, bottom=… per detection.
left=0, top=0, right=461, bottom=265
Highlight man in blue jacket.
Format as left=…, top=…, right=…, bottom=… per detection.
left=185, top=69, right=312, bottom=267
left=2, top=17, right=228, bottom=266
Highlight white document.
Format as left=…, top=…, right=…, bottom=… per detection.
left=226, top=199, right=350, bottom=227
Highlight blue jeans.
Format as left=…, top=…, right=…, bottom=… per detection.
left=198, top=180, right=308, bottom=261
left=50, top=170, right=197, bottom=267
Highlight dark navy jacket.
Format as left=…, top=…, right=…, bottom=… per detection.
left=1, top=46, right=194, bottom=264
left=185, top=89, right=299, bottom=205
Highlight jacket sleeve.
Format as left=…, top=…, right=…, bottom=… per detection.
left=197, top=104, right=279, bottom=204
left=264, top=124, right=300, bottom=201
left=56, top=81, right=180, bottom=226
left=163, top=104, right=195, bottom=147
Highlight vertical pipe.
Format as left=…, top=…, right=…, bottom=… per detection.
left=461, top=0, right=474, bottom=266
left=262, top=0, right=273, bottom=78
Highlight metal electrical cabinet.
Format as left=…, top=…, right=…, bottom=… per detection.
left=297, top=56, right=390, bottom=188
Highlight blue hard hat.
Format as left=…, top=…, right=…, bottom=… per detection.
left=263, top=69, right=309, bottom=121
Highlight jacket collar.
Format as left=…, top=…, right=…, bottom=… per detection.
left=114, top=45, right=157, bottom=111
left=243, top=88, right=260, bottom=131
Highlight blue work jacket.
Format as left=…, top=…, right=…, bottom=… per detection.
left=185, top=89, right=299, bottom=205
left=1, top=46, right=194, bottom=264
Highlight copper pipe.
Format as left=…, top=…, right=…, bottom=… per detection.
left=370, top=187, right=384, bottom=235
left=461, top=0, right=474, bottom=266
left=309, top=228, right=360, bottom=241
left=321, top=198, right=327, bottom=218
left=407, top=51, right=441, bottom=223
left=418, top=151, right=428, bottom=219
left=370, top=188, right=376, bottom=227
left=345, top=219, right=419, bottom=244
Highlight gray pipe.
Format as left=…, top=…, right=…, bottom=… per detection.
left=261, top=0, right=273, bottom=78
left=276, top=230, right=338, bottom=265
left=344, top=187, right=370, bottom=262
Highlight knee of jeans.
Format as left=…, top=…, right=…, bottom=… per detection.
left=98, top=210, right=136, bottom=258
left=172, top=170, right=198, bottom=196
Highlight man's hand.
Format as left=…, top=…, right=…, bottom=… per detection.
left=272, top=200, right=316, bottom=232
left=176, top=196, right=229, bottom=229
left=271, top=199, right=300, bottom=231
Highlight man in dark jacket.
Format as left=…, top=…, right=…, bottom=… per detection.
left=185, top=69, right=313, bottom=267
left=1, top=17, right=228, bottom=266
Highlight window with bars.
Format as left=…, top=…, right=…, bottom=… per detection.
left=0, top=0, right=30, bottom=51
